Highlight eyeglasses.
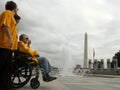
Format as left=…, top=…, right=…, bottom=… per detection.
left=25, top=37, right=29, bottom=40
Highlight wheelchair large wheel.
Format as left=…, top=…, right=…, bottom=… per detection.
left=11, top=62, right=32, bottom=88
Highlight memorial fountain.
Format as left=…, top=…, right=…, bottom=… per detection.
left=60, top=42, right=75, bottom=76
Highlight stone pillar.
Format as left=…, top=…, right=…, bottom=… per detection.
left=97, top=61, right=100, bottom=70
left=107, top=59, right=111, bottom=70
left=100, top=59, right=104, bottom=70
left=88, top=59, right=92, bottom=69
left=93, top=59, right=98, bottom=70
left=113, top=58, right=118, bottom=69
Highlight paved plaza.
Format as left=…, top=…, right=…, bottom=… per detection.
left=17, top=75, right=120, bottom=90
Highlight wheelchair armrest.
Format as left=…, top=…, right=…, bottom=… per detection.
left=14, top=50, right=38, bottom=66
left=14, top=50, right=32, bottom=57
left=13, top=50, right=32, bottom=62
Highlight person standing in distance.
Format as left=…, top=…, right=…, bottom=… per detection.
left=0, top=1, right=19, bottom=90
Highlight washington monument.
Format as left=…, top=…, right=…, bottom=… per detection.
left=83, top=32, right=88, bottom=68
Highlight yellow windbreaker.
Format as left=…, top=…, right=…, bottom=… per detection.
left=18, top=41, right=39, bottom=63
left=0, top=10, right=18, bottom=50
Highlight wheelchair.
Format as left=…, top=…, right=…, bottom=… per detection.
left=11, top=51, right=41, bottom=89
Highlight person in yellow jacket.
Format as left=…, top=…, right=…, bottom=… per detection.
left=18, top=34, right=57, bottom=82
left=0, top=1, right=19, bottom=90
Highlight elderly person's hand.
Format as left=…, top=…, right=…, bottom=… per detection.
left=27, top=40, right=31, bottom=47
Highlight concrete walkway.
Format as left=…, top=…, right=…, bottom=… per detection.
left=17, top=75, right=120, bottom=90
left=17, top=78, right=70, bottom=90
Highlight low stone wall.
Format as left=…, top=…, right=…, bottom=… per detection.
left=91, top=69, right=120, bottom=75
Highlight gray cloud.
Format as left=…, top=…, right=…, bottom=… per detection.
left=0, top=0, right=120, bottom=68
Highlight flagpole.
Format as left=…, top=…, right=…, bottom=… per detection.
left=93, top=48, right=95, bottom=69
left=93, top=48, right=95, bottom=62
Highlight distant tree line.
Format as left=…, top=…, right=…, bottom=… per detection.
left=112, top=51, right=120, bottom=68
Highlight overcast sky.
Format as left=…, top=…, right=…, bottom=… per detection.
left=1, top=0, right=120, bottom=68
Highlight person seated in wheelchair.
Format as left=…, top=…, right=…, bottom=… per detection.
left=18, top=34, right=57, bottom=82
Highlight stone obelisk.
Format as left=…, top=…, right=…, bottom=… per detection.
left=83, top=32, right=88, bottom=68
